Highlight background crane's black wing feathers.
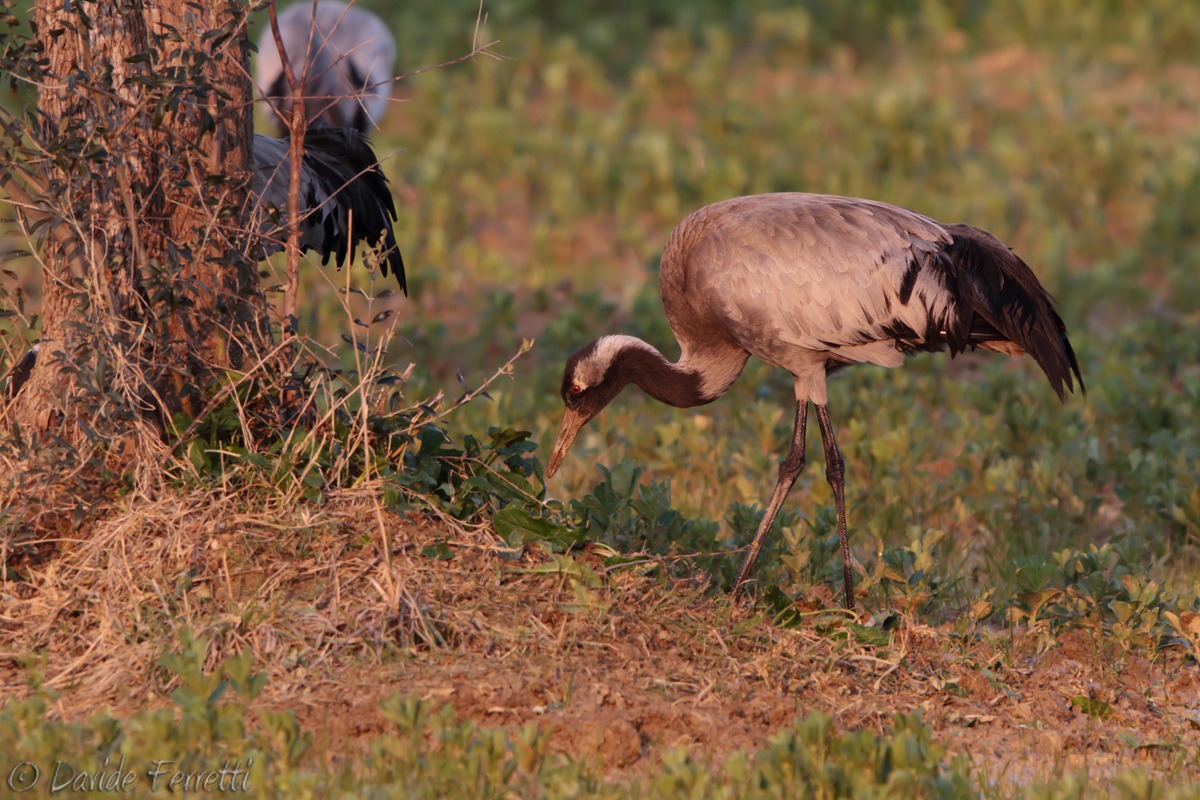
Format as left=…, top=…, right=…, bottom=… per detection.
left=940, top=224, right=1084, bottom=401
left=301, top=126, right=407, bottom=294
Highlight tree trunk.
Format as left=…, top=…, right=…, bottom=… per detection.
left=11, top=0, right=268, bottom=450
left=0, top=0, right=272, bottom=525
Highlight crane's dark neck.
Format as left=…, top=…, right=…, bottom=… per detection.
left=597, top=335, right=745, bottom=408
left=617, top=341, right=703, bottom=408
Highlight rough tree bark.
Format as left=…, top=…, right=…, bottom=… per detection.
left=10, top=0, right=269, bottom=452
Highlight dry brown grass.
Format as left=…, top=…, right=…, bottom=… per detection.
left=2, top=485, right=1197, bottom=785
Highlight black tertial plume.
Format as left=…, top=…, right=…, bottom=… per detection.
left=944, top=224, right=1084, bottom=401
left=300, top=126, right=406, bottom=294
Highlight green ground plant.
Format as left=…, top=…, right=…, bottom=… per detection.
left=3, top=635, right=1198, bottom=798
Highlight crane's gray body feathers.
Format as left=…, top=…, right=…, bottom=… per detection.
left=659, top=193, right=1081, bottom=405
left=255, top=1, right=396, bottom=132
left=251, top=127, right=405, bottom=293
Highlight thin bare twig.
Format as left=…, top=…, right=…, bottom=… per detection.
left=264, top=0, right=310, bottom=331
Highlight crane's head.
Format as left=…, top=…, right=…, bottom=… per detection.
left=546, top=337, right=637, bottom=479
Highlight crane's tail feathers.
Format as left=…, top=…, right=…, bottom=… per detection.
left=301, top=127, right=407, bottom=295
left=943, top=224, right=1084, bottom=402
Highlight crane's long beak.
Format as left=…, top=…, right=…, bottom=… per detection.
left=546, top=407, right=588, bottom=479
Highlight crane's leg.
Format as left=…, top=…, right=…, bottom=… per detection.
left=814, top=404, right=854, bottom=610
left=731, top=399, right=807, bottom=601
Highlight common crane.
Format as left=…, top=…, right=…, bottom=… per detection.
left=546, top=192, right=1084, bottom=610
left=255, top=1, right=396, bottom=133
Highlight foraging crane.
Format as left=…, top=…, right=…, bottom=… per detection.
left=6, top=126, right=404, bottom=398
left=255, top=1, right=396, bottom=133
left=546, top=193, right=1084, bottom=610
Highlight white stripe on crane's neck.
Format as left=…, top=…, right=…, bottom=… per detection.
left=574, top=335, right=657, bottom=389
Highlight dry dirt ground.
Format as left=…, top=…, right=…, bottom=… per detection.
left=2, top=491, right=1198, bottom=787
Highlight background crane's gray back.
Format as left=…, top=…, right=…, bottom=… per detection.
left=255, top=1, right=396, bottom=133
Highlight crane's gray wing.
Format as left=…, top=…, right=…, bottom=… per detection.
left=251, top=133, right=324, bottom=256
left=671, top=193, right=956, bottom=369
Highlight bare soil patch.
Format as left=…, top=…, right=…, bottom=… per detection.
left=2, top=492, right=1197, bottom=784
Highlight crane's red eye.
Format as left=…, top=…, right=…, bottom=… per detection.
left=570, top=384, right=583, bottom=396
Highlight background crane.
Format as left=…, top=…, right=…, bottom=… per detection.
left=546, top=192, right=1084, bottom=610
left=255, top=0, right=397, bottom=133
